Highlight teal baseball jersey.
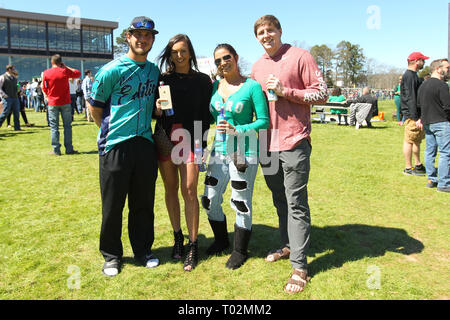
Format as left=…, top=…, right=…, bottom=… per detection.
left=90, top=55, right=159, bottom=155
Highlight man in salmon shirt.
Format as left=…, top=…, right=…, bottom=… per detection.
left=42, top=54, right=81, bottom=155
left=251, top=14, right=328, bottom=294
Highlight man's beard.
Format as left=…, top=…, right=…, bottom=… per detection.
left=129, top=44, right=151, bottom=57
left=440, top=70, right=449, bottom=82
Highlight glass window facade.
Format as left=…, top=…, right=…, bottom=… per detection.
left=0, top=55, right=9, bottom=69
left=36, top=22, right=46, bottom=50
left=84, top=59, right=110, bottom=75
left=82, top=26, right=112, bottom=54
left=3, top=19, right=112, bottom=54
left=10, top=19, right=19, bottom=48
left=48, top=23, right=82, bottom=52
left=11, top=56, right=48, bottom=80
left=7, top=19, right=47, bottom=50
left=0, top=13, right=116, bottom=82
left=0, top=18, right=7, bottom=47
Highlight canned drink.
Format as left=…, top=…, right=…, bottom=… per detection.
left=268, top=89, right=278, bottom=101
left=267, top=74, right=278, bottom=101
left=216, top=106, right=227, bottom=142
left=194, top=139, right=207, bottom=172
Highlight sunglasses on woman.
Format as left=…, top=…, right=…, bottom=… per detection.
left=214, top=54, right=232, bottom=67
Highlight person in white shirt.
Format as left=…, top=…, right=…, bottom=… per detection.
left=81, top=70, right=93, bottom=122
left=30, top=79, right=39, bottom=112
left=68, top=78, right=80, bottom=117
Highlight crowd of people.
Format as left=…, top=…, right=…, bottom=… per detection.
left=0, top=68, right=94, bottom=128
left=0, top=14, right=448, bottom=296
left=339, top=88, right=396, bottom=101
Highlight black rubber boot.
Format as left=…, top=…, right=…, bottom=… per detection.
left=226, top=224, right=252, bottom=270
left=206, top=217, right=230, bottom=256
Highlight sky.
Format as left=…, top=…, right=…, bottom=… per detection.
left=1, top=0, right=448, bottom=71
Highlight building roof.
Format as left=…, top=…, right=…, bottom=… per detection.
left=0, top=8, right=118, bottom=29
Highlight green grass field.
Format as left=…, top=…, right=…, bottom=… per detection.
left=0, top=100, right=448, bottom=300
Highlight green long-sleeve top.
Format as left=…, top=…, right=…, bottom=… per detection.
left=209, top=78, right=269, bottom=157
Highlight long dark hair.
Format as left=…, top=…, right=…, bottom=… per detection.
left=214, top=43, right=238, bottom=58
left=158, top=34, right=199, bottom=74
left=214, top=43, right=239, bottom=78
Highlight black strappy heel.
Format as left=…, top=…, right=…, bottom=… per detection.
left=172, top=230, right=185, bottom=260
left=184, top=240, right=198, bottom=272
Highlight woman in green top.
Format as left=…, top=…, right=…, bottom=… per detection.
left=394, top=75, right=403, bottom=125
left=201, top=43, right=269, bottom=270
left=329, top=87, right=348, bottom=125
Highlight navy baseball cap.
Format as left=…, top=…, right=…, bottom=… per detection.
left=128, top=16, right=159, bottom=34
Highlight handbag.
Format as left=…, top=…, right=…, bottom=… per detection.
left=153, top=122, right=174, bottom=157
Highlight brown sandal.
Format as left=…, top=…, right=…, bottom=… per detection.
left=265, top=247, right=290, bottom=262
left=284, top=269, right=310, bottom=294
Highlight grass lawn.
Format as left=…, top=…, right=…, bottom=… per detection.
left=0, top=100, right=448, bottom=300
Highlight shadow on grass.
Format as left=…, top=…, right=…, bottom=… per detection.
left=78, top=150, right=99, bottom=155
left=0, top=130, right=34, bottom=139
left=121, top=234, right=212, bottom=268
left=250, top=223, right=424, bottom=277
left=115, top=223, right=423, bottom=275
left=362, top=126, right=388, bottom=130
left=72, top=122, right=93, bottom=127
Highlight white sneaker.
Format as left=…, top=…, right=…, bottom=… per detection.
left=146, top=256, right=160, bottom=268
left=103, top=267, right=119, bottom=277
left=355, top=123, right=360, bottom=130
left=136, top=253, right=160, bottom=268
left=102, top=260, right=121, bottom=277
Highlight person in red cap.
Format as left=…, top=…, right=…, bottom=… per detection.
left=400, top=51, right=429, bottom=176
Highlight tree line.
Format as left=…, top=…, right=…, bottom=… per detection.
left=308, top=41, right=411, bottom=90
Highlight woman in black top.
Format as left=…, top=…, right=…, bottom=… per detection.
left=155, top=34, right=212, bottom=271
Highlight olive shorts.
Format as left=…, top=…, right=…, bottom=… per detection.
left=404, top=119, right=425, bottom=144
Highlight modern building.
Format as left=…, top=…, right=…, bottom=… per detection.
left=0, top=8, right=118, bottom=82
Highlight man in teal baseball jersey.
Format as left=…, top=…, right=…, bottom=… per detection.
left=88, top=16, right=160, bottom=277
